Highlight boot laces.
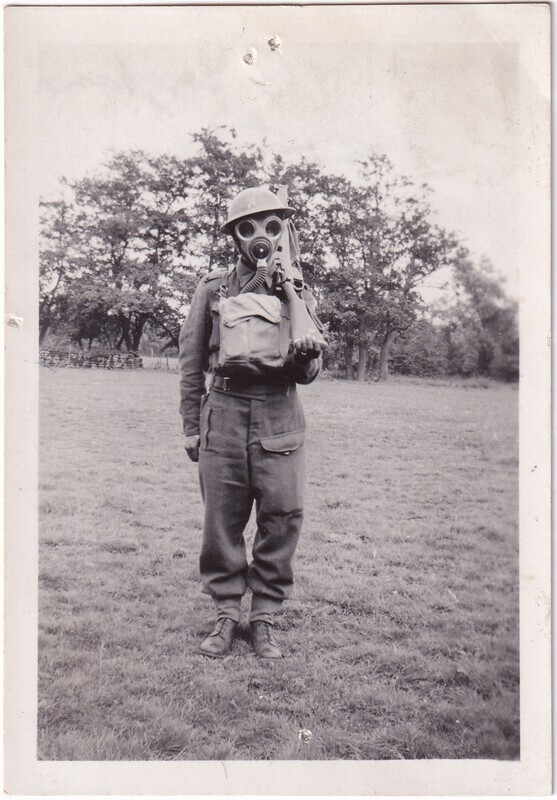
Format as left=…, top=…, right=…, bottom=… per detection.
left=256, top=621, right=274, bottom=642
left=213, top=618, right=233, bottom=637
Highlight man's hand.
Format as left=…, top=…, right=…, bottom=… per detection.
left=293, top=327, right=327, bottom=363
left=184, top=434, right=201, bottom=462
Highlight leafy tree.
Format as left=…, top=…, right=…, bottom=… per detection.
left=187, top=128, right=265, bottom=270
left=41, top=151, right=197, bottom=352
left=69, top=151, right=198, bottom=352
left=318, top=155, right=458, bottom=381
left=267, top=156, right=330, bottom=284
left=40, top=133, right=515, bottom=384
left=40, top=130, right=269, bottom=353
left=440, top=251, right=518, bottom=380
left=390, top=318, right=450, bottom=377
left=39, top=198, right=77, bottom=342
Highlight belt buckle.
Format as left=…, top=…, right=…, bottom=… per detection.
left=223, top=377, right=231, bottom=392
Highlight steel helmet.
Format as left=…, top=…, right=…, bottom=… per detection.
left=220, top=186, right=295, bottom=234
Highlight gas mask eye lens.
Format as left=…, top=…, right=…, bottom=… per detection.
left=237, top=220, right=255, bottom=239
left=265, top=219, right=282, bottom=237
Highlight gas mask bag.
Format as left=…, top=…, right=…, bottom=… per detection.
left=217, top=292, right=291, bottom=377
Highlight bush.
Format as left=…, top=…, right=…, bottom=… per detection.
left=390, top=321, right=449, bottom=377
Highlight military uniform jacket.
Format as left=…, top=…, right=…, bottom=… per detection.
left=178, top=259, right=322, bottom=436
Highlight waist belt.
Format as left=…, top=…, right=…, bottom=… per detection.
left=212, top=374, right=294, bottom=397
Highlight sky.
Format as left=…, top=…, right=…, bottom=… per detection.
left=33, top=4, right=550, bottom=298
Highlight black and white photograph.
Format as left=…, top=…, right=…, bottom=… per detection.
left=4, top=3, right=551, bottom=795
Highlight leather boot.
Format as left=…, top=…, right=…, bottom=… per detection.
left=199, top=618, right=238, bottom=658
left=250, top=620, right=282, bottom=659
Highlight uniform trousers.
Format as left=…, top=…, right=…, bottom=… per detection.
left=198, top=382, right=306, bottom=623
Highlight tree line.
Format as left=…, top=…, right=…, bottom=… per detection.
left=39, top=128, right=518, bottom=381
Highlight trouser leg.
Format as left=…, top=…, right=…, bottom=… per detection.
left=249, top=593, right=283, bottom=624
left=198, top=448, right=252, bottom=599
left=198, top=393, right=253, bottom=601
left=212, top=595, right=242, bottom=623
left=247, top=439, right=306, bottom=616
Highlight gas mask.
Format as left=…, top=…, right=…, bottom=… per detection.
left=233, top=212, right=285, bottom=269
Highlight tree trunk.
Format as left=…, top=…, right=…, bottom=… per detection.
left=357, top=318, right=367, bottom=381
left=158, top=323, right=179, bottom=351
left=39, top=299, right=52, bottom=343
left=357, top=346, right=368, bottom=381
left=132, top=314, right=149, bottom=353
left=376, top=330, right=397, bottom=382
left=119, top=314, right=133, bottom=352
left=344, top=337, right=355, bottom=381
left=39, top=318, right=51, bottom=344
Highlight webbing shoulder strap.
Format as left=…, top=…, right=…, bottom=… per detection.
left=219, top=266, right=237, bottom=299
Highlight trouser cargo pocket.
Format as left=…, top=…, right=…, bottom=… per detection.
left=259, top=430, right=305, bottom=455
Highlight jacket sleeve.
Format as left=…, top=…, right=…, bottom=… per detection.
left=178, top=279, right=212, bottom=436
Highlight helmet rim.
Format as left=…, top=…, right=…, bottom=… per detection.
left=220, top=187, right=295, bottom=234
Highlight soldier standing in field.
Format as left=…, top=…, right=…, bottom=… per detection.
left=178, top=186, right=326, bottom=659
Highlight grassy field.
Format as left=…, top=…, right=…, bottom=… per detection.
left=38, top=369, right=519, bottom=760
